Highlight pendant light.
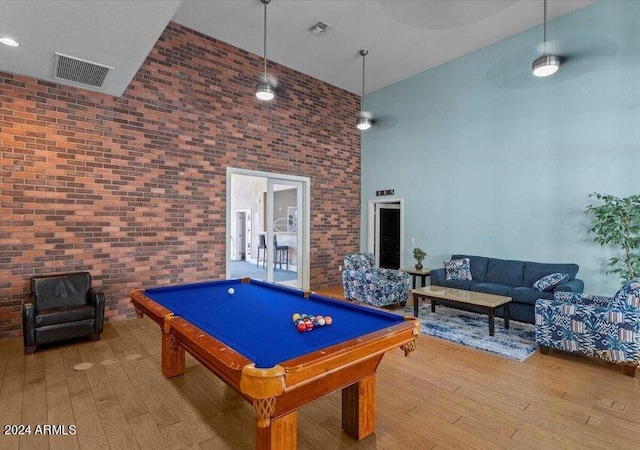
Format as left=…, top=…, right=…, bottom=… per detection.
left=356, top=49, right=371, bottom=131
left=532, top=0, right=560, bottom=77
left=255, top=0, right=274, bottom=100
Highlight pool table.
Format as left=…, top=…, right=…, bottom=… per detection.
left=130, top=278, right=418, bottom=449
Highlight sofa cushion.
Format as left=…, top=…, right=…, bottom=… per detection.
left=470, top=282, right=511, bottom=297
left=35, top=304, right=95, bottom=327
left=444, top=258, right=472, bottom=281
left=486, top=258, right=524, bottom=287
left=533, top=273, right=570, bottom=292
left=452, top=255, right=489, bottom=281
left=439, top=279, right=476, bottom=290
left=610, top=278, right=640, bottom=310
left=510, top=287, right=553, bottom=305
left=523, top=262, right=579, bottom=287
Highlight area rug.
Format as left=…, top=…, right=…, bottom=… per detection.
left=404, top=304, right=537, bottom=361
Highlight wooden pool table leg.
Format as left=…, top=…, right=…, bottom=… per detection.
left=161, top=332, right=185, bottom=378
left=341, top=373, right=376, bottom=440
left=255, top=411, right=297, bottom=450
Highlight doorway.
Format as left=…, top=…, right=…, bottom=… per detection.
left=233, top=209, right=251, bottom=261
left=377, top=203, right=400, bottom=269
left=227, top=168, right=310, bottom=290
left=368, top=199, right=404, bottom=269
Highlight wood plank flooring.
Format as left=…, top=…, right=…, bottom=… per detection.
left=1, top=287, right=638, bottom=449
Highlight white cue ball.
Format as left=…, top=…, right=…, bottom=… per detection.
left=228, top=288, right=235, bottom=295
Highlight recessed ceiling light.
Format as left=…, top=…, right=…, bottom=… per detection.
left=0, top=37, right=20, bottom=47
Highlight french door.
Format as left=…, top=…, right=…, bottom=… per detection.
left=227, top=168, right=310, bottom=290
left=262, top=178, right=304, bottom=287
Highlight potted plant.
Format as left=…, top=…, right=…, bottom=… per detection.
left=586, top=192, right=640, bottom=282
left=413, top=247, right=427, bottom=270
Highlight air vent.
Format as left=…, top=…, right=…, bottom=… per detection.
left=53, top=52, right=112, bottom=88
left=307, top=20, right=333, bottom=36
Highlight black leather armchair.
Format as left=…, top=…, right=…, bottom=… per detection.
left=22, top=272, right=105, bottom=354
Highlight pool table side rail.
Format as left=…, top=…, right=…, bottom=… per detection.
left=165, top=312, right=419, bottom=423
left=282, top=318, right=418, bottom=385
left=130, top=289, right=173, bottom=326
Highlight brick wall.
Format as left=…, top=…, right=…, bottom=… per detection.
left=0, top=23, right=361, bottom=339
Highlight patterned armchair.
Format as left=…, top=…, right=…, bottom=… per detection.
left=535, top=279, right=640, bottom=377
left=342, top=253, right=410, bottom=307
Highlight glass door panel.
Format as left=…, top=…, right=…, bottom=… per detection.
left=267, top=179, right=302, bottom=288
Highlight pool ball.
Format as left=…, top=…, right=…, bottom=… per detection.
left=227, top=288, right=235, bottom=295
left=305, top=321, right=314, bottom=331
left=317, top=317, right=325, bottom=326
left=296, top=321, right=306, bottom=332
left=292, top=313, right=301, bottom=322
left=324, top=316, right=332, bottom=325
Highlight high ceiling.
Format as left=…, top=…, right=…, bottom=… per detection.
left=0, top=0, right=596, bottom=97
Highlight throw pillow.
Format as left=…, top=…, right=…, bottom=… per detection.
left=444, top=258, right=472, bottom=281
left=610, top=278, right=640, bottom=310
left=533, top=273, right=569, bottom=292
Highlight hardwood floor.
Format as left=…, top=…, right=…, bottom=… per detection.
left=1, top=287, right=638, bottom=449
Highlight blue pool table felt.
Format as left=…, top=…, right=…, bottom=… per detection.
left=144, top=279, right=404, bottom=368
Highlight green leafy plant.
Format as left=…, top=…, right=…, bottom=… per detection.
left=413, top=247, right=427, bottom=264
left=586, top=193, right=640, bottom=282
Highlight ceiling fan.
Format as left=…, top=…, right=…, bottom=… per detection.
left=255, top=0, right=278, bottom=101
left=356, top=49, right=398, bottom=132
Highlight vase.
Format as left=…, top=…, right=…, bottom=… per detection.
left=415, top=262, right=423, bottom=270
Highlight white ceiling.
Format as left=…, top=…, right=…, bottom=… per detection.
left=0, top=0, right=182, bottom=96
left=0, top=0, right=595, bottom=97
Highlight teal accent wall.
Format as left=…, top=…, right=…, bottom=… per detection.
left=361, top=1, right=639, bottom=295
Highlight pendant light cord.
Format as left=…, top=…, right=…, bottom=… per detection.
left=359, top=49, right=368, bottom=113
left=543, top=0, right=547, bottom=54
left=263, top=0, right=268, bottom=79
left=361, top=51, right=365, bottom=112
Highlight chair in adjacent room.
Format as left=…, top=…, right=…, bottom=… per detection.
left=342, top=252, right=410, bottom=307
left=535, top=278, right=640, bottom=377
left=274, top=235, right=289, bottom=270
left=256, top=234, right=267, bottom=268
left=22, top=271, right=106, bottom=354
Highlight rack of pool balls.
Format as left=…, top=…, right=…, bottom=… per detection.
left=292, top=313, right=332, bottom=332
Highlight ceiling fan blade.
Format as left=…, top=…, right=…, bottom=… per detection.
left=256, top=72, right=279, bottom=89
left=364, top=111, right=400, bottom=131
left=360, top=110, right=374, bottom=120
left=487, top=35, right=618, bottom=90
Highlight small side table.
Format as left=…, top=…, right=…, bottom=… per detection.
left=401, top=268, right=431, bottom=290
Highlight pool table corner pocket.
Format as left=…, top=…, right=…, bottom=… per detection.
left=240, top=363, right=286, bottom=427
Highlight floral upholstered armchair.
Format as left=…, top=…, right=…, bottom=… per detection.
left=535, top=279, right=640, bottom=377
left=342, top=253, right=410, bottom=307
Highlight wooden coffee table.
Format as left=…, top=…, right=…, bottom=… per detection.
left=412, top=286, right=511, bottom=336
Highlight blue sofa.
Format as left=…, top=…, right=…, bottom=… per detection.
left=430, top=254, right=584, bottom=323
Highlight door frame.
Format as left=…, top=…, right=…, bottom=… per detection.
left=367, top=197, right=404, bottom=268
left=226, top=167, right=311, bottom=290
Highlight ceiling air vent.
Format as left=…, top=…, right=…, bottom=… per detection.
left=307, top=20, right=333, bottom=36
left=53, top=52, right=112, bottom=88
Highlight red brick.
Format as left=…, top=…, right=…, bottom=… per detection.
left=0, top=22, right=361, bottom=339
